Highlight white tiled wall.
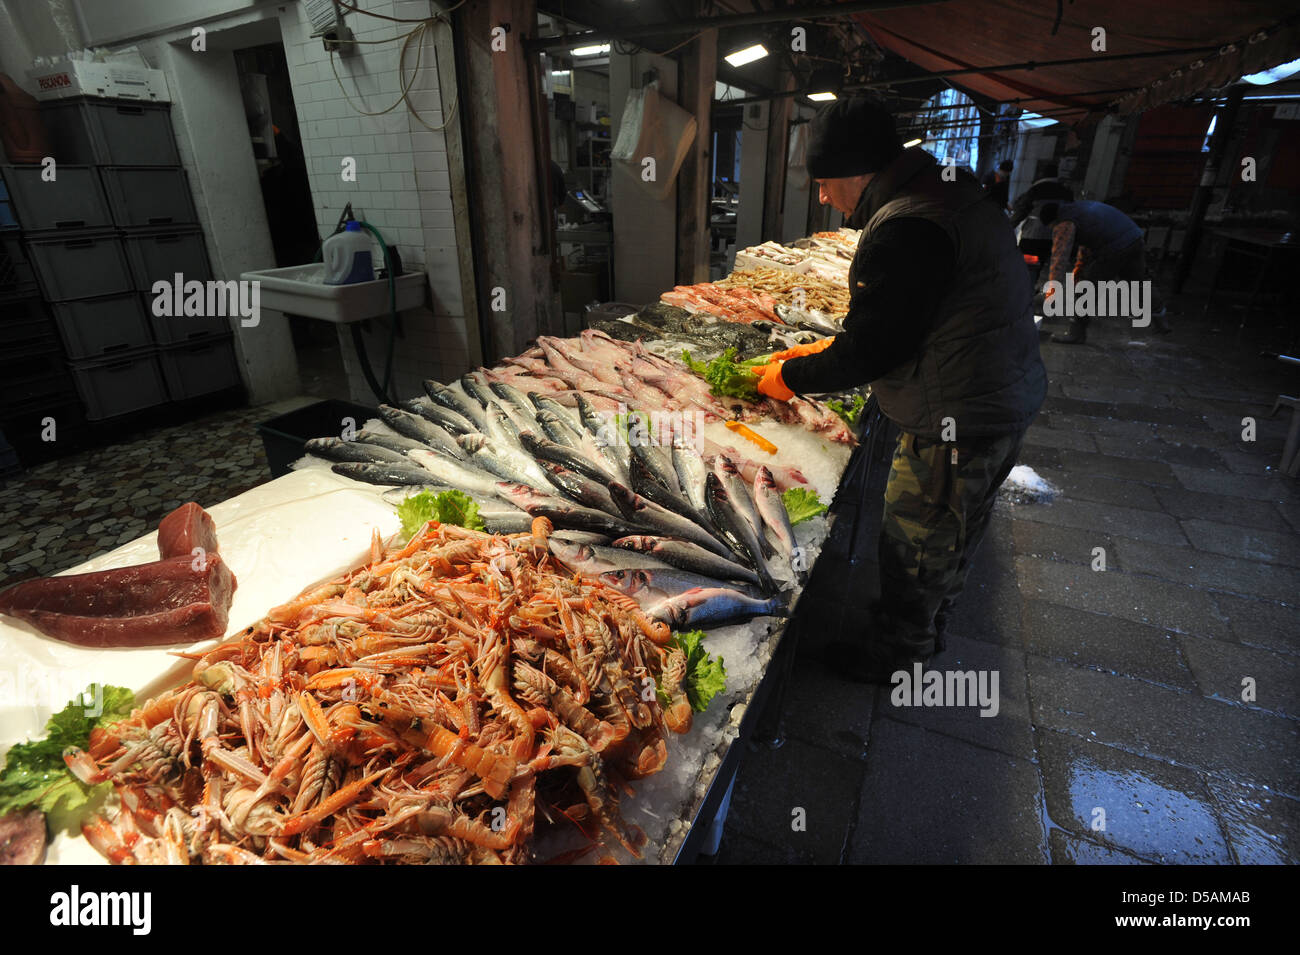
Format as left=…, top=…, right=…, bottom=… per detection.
left=279, top=0, right=474, bottom=401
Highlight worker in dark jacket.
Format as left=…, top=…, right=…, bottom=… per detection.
left=1039, top=199, right=1167, bottom=343
left=751, top=98, right=1046, bottom=683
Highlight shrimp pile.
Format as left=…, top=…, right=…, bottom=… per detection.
left=66, top=518, right=694, bottom=864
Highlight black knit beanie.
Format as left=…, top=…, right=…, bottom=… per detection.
left=806, top=97, right=903, bottom=179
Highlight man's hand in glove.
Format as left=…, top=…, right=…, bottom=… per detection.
left=751, top=362, right=794, bottom=402
left=770, top=336, right=835, bottom=362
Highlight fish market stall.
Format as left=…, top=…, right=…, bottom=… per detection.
left=0, top=231, right=865, bottom=865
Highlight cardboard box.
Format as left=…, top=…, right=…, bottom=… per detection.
left=27, top=61, right=170, bottom=102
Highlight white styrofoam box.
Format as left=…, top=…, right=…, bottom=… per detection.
left=28, top=61, right=170, bottom=102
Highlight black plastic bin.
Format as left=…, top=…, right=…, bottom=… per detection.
left=257, top=399, right=378, bottom=479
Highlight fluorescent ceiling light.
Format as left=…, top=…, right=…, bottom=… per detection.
left=725, top=43, right=768, bottom=67
left=903, top=137, right=923, bottom=148
left=1241, top=57, right=1300, bottom=85
left=551, top=70, right=571, bottom=77
left=572, top=43, right=610, bottom=57
left=808, top=91, right=837, bottom=102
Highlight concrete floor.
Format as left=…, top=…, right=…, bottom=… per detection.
left=711, top=299, right=1300, bottom=865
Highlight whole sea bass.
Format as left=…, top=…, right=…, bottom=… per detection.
left=645, top=587, right=786, bottom=629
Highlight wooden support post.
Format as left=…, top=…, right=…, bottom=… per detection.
left=762, top=72, right=795, bottom=242
left=455, top=0, right=557, bottom=363
left=675, top=26, right=717, bottom=285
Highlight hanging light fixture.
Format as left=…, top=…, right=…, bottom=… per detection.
left=572, top=43, right=611, bottom=56
left=724, top=43, right=769, bottom=67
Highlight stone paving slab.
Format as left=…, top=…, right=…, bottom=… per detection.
left=876, top=634, right=1034, bottom=760
left=1022, top=467, right=1162, bottom=510
left=1204, top=778, right=1300, bottom=864
left=1211, top=593, right=1300, bottom=655
left=1010, top=498, right=1189, bottom=547
left=1016, top=555, right=1223, bottom=636
left=1177, top=633, right=1299, bottom=719
left=1170, top=464, right=1292, bottom=501
left=1025, top=656, right=1300, bottom=794
left=779, top=653, right=876, bottom=761
left=1180, top=518, right=1300, bottom=568
left=1011, top=519, right=1120, bottom=570
left=722, top=736, right=864, bottom=864
left=1040, top=412, right=1157, bottom=440
left=1276, top=498, right=1300, bottom=535
left=1049, top=829, right=1152, bottom=864
left=1021, top=600, right=1194, bottom=690
left=1153, top=486, right=1285, bottom=532
left=709, top=829, right=799, bottom=864
left=1036, top=729, right=1232, bottom=864
left=1022, top=427, right=1100, bottom=453
left=1111, top=538, right=1300, bottom=605
left=1093, top=435, right=1228, bottom=470
left=849, top=719, right=1045, bottom=864
left=1059, top=450, right=1179, bottom=485
left=1153, top=422, right=1236, bottom=449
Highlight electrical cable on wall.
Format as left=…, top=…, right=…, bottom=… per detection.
left=328, top=0, right=463, bottom=130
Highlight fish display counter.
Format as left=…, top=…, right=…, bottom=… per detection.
left=0, top=232, right=865, bottom=865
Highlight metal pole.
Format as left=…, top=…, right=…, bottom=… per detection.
left=1174, top=83, right=1244, bottom=293
left=527, top=0, right=951, bottom=52
left=718, top=47, right=1219, bottom=107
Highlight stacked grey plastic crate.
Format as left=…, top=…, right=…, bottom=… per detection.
left=1, top=171, right=79, bottom=472
left=1, top=96, right=240, bottom=421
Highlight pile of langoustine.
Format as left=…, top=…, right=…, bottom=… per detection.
left=68, top=519, right=694, bottom=865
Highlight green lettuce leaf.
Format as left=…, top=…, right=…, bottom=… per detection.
left=0, top=685, right=134, bottom=817
left=396, top=489, right=485, bottom=538
left=668, top=629, right=727, bottom=713
left=681, top=348, right=774, bottom=401
left=782, top=487, right=827, bottom=525
left=826, top=393, right=866, bottom=427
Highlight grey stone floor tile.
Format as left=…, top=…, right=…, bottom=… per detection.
left=876, top=634, right=1034, bottom=759
left=1023, top=427, right=1100, bottom=453
left=1011, top=520, right=1119, bottom=569
left=724, top=737, right=864, bottom=864
left=1177, top=634, right=1299, bottom=718
left=1211, top=593, right=1300, bottom=654
left=1112, top=538, right=1300, bottom=605
left=1059, top=450, right=1178, bottom=486
left=1016, top=555, right=1224, bottom=636
left=1169, top=464, right=1291, bottom=501
left=1048, top=829, right=1153, bottom=864
left=1026, top=656, right=1300, bottom=793
left=849, top=719, right=1046, bottom=864
left=1153, top=487, right=1285, bottom=531
left=1180, top=518, right=1300, bottom=568
left=779, top=654, right=876, bottom=761
left=1023, top=467, right=1162, bottom=510
left=1011, top=498, right=1188, bottom=546
left=1021, top=600, right=1194, bottom=690
left=1205, top=779, right=1300, bottom=864
left=1037, top=729, right=1230, bottom=863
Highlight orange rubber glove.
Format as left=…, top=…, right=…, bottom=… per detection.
left=770, top=336, right=835, bottom=362
left=751, top=362, right=794, bottom=402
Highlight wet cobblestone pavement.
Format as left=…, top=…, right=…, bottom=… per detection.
left=712, top=299, right=1300, bottom=865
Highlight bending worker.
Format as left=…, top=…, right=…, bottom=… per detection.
left=751, top=97, right=1046, bottom=683
left=1038, top=200, right=1168, bottom=344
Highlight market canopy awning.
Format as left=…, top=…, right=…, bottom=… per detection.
left=851, top=1, right=1300, bottom=121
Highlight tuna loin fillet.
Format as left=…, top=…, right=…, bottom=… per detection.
left=0, top=554, right=236, bottom=648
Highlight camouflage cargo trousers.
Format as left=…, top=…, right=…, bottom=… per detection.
left=874, top=429, right=1025, bottom=658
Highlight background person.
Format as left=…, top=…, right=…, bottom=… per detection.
left=1038, top=200, right=1169, bottom=344
left=982, top=159, right=1014, bottom=212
